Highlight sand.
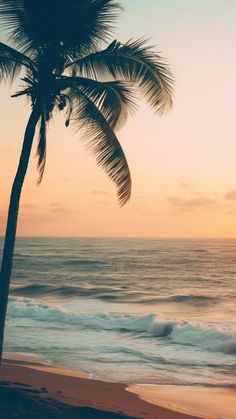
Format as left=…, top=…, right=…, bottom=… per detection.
left=128, top=384, right=236, bottom=419
left=0, top=353, right=234, bottom=419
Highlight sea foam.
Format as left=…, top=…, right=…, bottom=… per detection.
left=7, top=297, right=236, bottom=355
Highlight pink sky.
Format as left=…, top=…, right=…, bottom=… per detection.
left=1, top=0, right=236, bottom=237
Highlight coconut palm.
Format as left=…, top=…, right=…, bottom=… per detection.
left=0, top=0, right=173, bottom=363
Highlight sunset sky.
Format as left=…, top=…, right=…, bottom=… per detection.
left=1, top=0, right=236, bottom=237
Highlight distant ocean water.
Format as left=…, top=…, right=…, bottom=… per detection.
left=1, top=237, right=236, bottom=387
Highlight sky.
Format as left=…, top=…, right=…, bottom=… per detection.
left=1, top=0, right=236, bottom=237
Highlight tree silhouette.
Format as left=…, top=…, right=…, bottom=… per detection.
left=0, top=0, right=173, bottom=363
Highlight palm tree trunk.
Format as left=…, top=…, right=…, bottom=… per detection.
left=0, top=105, right=41, bottom=364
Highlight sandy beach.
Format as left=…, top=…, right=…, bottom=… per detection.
left=0, top=356, right=203, bottom=419
left=128, top=385, right=236, bottom=419
left=0, top=354, right=235, bottom=419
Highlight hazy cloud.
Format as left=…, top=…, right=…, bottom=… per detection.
left=21, top=204, right=35, bottom=210
left=168, top=196, right=218, bottom=212
left=224, top=190, right=236, bottom=200
left=179, top=182, right=193, bottom=190
left=48, top=202, right=68, bottom=214
left=90, top=190, right=109, bottom=196
left=50, top=207, right=67, bottom=214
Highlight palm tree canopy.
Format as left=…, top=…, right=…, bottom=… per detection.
left=0, top=0, right=174, bottom=205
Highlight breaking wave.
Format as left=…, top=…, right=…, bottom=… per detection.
left=7, top=297, right=236, bottom=355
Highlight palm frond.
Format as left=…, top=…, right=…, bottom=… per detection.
left=70, top=38, right=174, bottom=114
left=0, top=0, right=37, bottom=54
left=69, top=87, right=131, bottom=205
left=0, top=41, right=34, bottom=83
left=36, top=110, right=46, bottom=184
left=60, top=76, right=136, bottom=130
left=0, top=1, right=121, bottom=57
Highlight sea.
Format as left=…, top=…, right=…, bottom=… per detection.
left=1, top=237, right=236, bottom=387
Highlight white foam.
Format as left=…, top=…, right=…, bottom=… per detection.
left=7, top=297, right=236, bottom=354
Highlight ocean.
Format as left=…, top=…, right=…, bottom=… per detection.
left=1, top=237, right=236, bottom=387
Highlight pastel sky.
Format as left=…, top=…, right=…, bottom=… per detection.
left=1, top=0, right=236, bottom=237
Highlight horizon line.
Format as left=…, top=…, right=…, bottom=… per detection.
left=1, top=235, right=236, bottom=240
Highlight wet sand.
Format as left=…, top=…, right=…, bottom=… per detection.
left=0, top=354, right=232, bottom=419
left=128, top=384, right=236, bottom=419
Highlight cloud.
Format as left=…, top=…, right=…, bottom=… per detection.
left=47, top=202, right=68, bottom=214
left=224, top=190, right=236, bottom=200
left=90, top=190, right=109, bottom=196
left=21, top=204, right=36, bottom=210
left=179, top=182, right=193, bottom=190
left=19, top=204, right=37, bottom=219
left=49, top=202, right=67, bottom=214
left=50, top=207, right=67, bottom=214
left=168, top=196, right=218, bottom=212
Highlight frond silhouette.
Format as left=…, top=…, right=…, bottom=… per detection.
left=0, top=1, right=173, bottom=201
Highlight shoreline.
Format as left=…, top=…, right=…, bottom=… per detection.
left=0, top=353, right=235, bottom=419
left=0, top=353, right=200, bottom=419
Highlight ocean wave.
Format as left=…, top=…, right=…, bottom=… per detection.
left=7, top=297, right=236, bottom=355
left=62, top=259, right=107, bottom=266
left=139, top=294, right=215, bottom=305
left=10, top=284, right=120, bottom=298
left=165, top=294, right=212, bottom=302
left=10, top=284, right=217, bottom=305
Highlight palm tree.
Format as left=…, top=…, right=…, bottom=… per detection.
left=0, top=0, right=173, bottom=363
